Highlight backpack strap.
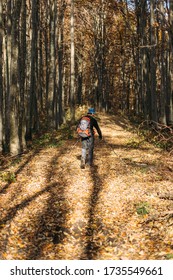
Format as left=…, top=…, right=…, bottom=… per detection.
left=81, top=116, right=90, bottom=122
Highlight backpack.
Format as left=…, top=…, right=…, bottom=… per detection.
left=77, top=116, right=91, bottom=138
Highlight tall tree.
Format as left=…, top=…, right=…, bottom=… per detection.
left=158, top=0, right=167, bottom=124
left=9, top=0, right=22, bottom=155
left=70, top=0, right=75, bottom=121
left=0, top=1, right=4, bottom=152
left=26, top=0, right=39, bottom=140
left=18, top=0, right=27, bottom=150
left=57, top=0, right=67, bottom=125
left=167, top=0, right=173, bottom=125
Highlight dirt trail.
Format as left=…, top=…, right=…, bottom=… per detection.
left=0, top=114, right=173, bottom=260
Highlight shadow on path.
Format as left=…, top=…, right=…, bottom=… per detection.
left=0, top=150, right=40, bottom=194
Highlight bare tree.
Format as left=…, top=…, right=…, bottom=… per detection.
left=167, top=0, right=173, bottom=125
left=70, top=0, right=75, bottom=121
left=9, top=0, right=22, bottom=155
left=0, top=1, right=4, bottom=152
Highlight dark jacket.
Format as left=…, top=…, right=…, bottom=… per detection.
left=80, top=114, right=102, bottom=139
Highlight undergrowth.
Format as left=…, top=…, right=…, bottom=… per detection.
left=135, top=202, right=150, bottom=216
left=126, top=114, right=173, bottom=153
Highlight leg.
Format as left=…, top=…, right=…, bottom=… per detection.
left=87, top=137, right=94, bottom=165
left=81, top=139, right=87, bottom=168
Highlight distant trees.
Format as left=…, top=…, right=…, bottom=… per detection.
left=0, top=0, right=69, bottom=155
left=131, top=0, right=173, bottom=125
left=0, top=0, right=172, bottom=155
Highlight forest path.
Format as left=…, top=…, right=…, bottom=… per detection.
left=0, top=113, right=173, bottom=260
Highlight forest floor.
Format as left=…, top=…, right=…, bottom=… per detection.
left=0, top=113, right=173, bottom=260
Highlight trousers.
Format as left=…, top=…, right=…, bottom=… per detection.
left=81, top=136, right=94, bottom=164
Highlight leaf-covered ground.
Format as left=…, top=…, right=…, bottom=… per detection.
left=0, top=114, right=173, bottom=260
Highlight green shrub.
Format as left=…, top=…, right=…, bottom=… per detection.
left=136, top=202, right=150, bottom=216
left=1, top=172, right=16, bottom=183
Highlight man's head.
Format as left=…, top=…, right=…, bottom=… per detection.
left=87, top=108, right=95, bottom=115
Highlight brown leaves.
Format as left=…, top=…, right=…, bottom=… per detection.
left=0, top=114, right=173, bottom=260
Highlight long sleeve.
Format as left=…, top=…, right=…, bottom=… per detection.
left=93, top=118, right=102, bottom=138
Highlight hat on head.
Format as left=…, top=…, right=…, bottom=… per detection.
left=88, top=108, right=95, bottom=114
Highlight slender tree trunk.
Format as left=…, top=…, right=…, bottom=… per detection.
left=18, top=0, right=27, bottom=150
left=159, top=0, right=167, bottom=125
left=4, top=0, right=12, bottom=152
left=0, top=1, right=4, bottom=152
left=70, top=0, right=75, bottom=121
left=9, top=0, right=22, bottom=155
left=77, top=60, right=83, bottom=105
left=58, top=1, right=66, bottom=126
left=167, top=0, right=173, bottom=125
left=100, top=0, right=106, bottom=111
left=38, top=2, right=43, bottom=111
left=149, top=0, right=158, bottom=123
left=48, top=0, right=55, bottom=127
left=140, top=0, right=148, bottom=119
left=134, top=0, right=141, bottom=115
left=45, top=2, right=50, bottom=121
left=53, top=0, right=58, bottom=129
left=26, top=0, right=39, bottom=139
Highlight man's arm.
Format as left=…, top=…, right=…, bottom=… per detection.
left=93, top=119, right=102, bottom=139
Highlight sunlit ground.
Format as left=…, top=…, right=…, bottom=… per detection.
left=0, top=114, right=173, bottom=260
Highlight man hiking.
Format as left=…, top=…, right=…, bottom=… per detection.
left=77, top=108, right=102, bottom=169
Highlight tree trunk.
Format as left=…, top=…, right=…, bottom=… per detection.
left=53, top=0, right=58, bottom=129
left=0, top=1, right=4, bottom=152
left=149, top=0, right=158, bottom=123
left=47, top=0, right=56, bottom=128
left=9, top=0, right=22, bottom=155
left=57, top=1, right=66, bottom=126
left=159, top=0, right=167, bottom=125
left=70, top=0, right=75, bottom=121
left=18, top=0, right=27, bottom=151
left=26, top=0, right=39, bottom=140
left=166, top=0, right=173, bottom=125
left=4, top=0, right=12, bottom=152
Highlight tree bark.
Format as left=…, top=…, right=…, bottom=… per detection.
left=0, top=1, right=4, bottom=152
left=70, top=0, right=75, bottom=121
left=9, top=0, right=22, bottom=155
left=26, top=0, right=39, bottom=140
left=149, top=0, right=158, bottom=123
left=167, top=0, right=173, bottom=125
left=159, top=0, right=167, bottom=125
left=18, top=0, right=27, bottom=151
left=57, top=1, right=66, bottom=126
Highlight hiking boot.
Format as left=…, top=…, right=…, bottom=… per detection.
left=86, top=161, right=93, bottom=168
left=80, top=158, right=85, bottom=169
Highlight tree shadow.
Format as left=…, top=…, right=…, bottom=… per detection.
left=0, top=142, right=70, bottom=259
left=33, top=155, right=69, bottom=259
left=21, top=139, right=80, bottom=259
left=0, top=182, right=58, bottom=227
left=28, top=183, right=68, bottom=260
left=0, top=149, right=41, bottom=194
left=0, top=181, right=62, bottom=260
left=81, top=164, right=102, bottom=259
left=81, top=135, right=154, bottom=260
